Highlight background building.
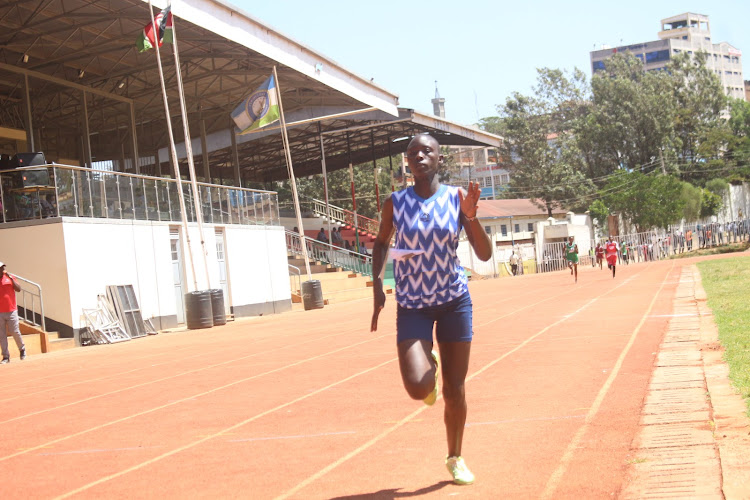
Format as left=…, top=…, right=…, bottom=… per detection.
left=590, top=13, right=745, bottom=101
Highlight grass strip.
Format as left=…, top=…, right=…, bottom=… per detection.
left=698, top=255, right=750, bottom=417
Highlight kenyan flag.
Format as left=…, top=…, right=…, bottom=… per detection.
left=136, top=5, right=173, bottom=52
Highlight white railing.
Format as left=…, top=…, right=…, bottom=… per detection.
left=13, top=274, right=45, bottom=332
left=285, top=229, right=373, bottom=276
left=310, top=198, right=380, bottom=236
left=288, top=264, right=301, bottom=294
left=0, top=164, right=280, bottom=227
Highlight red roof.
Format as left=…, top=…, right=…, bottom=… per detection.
left=477, top=199, right=568, bottom=218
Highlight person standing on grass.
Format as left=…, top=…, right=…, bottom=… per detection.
left=565, top=236, right=578, bottom=283
left=606, top=237, right=619, bottom=278
left=0, top=261, right=26, bottom=364
left=370, top=134, right=492, bottom=486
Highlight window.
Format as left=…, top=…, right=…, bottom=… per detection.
left=592, top=60, right=606, bottom=71
left=645, top=50, right=670, bottom=63
left=528, top=223, right=533, bottom=232
left=635, top=53, right=644, bottom=61
left=514, top=223, right=520, bottom=233
left=484, top=226, right=491, bottom=234
left=500, top=225, right=507, bottom=236
left=682, top=36, right=688, bottom=40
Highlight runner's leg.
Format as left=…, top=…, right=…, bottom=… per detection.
left=438, top=341, right=471, bottom=457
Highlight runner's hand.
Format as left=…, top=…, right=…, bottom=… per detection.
left=459, top=182, right=480, bottom=218
left=371, top=287, right=386, bottom=332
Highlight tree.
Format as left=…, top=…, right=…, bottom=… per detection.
left=496, top=68, right=594, bottom=216
left=667, top=52, right=729, bottom=182
left=602, top=171, right=685, bottom=232
left=583, top=54, right=676, bottom=176
left=588, top=199, right=610, bottom=236
left=679, top=182, right=703, bottom=222
left=700, top=189, right=723, bottom=218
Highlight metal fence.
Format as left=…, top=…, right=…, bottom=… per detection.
left=285, top=230, right=373, bottom=277
left=0, top=164, right=280, bottom=226
left=13, top=274, right=45, bottom=332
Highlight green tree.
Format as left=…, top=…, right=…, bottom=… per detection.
left=496, top=68, right=594, bottom=216
left=668, top=52, right=727, bottom=160
left=700, top=188, right=723, bottom=218
left=679, top=182, right=703, bottom=222
left=602, top=171, right=685, bottom=232
left=583, top=54, right=675, bottom=176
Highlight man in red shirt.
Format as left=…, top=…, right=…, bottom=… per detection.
left=0, top=261, right=26, bottom=364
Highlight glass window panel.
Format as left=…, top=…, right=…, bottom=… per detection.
left=54, top=167, right=76, bottom=216
left=118, top=176, right=134, bottom=219
left=168, top=181, right=181, bottom=222
left=77, top=170, right=93, bottom=217
left=200, top=185, right=212, bottom=224
left=142, top=179, right=159, bottom=221
left=182, top=182, right=195, bottom=222
left=102, top=173, right=120, bottom=218
left=133, top=178, right=147, bottom=220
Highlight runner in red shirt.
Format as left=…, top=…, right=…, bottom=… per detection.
left=605, top=238, right=619, bottom=279
left=0, top=261, right=26, bottom=363
left=595, top=242, right=604, bottom=270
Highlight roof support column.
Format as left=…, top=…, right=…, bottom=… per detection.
left=200, top=112, right=210, bottom=182
left=371, top=130, right=380, bottom=220
left=81, top=90, right=92, bottom=168
left=130, top=102, right=139, bottom=174
left=347, top=132, right=359, bottom=251
left=387, top=136, right=395, bottom=193
left=230, top=120, right=241, bottom=187
left=23, top=74, right=34, bottom=151
left=318, top=123, right=333, bottom=249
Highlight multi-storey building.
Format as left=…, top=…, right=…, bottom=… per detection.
left=590, top=13, right=745, bottom=101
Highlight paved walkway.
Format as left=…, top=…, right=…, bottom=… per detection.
left=622, top=264, right=750, bottom=499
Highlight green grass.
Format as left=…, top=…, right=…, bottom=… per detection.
left=669, top=241, right=750, bottom=259
left=698, top=256, right=750, bottom=417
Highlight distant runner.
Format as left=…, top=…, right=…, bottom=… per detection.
left=565, top=236, right=578, bottom=283
left=606, top=237, right=619, bottom=278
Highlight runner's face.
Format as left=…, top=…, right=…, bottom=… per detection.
left=406, top=135, right=442, bottom=179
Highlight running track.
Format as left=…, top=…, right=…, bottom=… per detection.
left=0, top=256, right=723, bottom=499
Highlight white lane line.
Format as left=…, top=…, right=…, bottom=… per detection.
left=540, top=261, right=675, bottom=499
left=228, top=431, right=356, bottom=443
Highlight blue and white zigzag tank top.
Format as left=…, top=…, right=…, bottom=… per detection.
left=391, top=184, right=469, bottom=309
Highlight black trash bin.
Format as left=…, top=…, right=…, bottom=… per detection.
left=209, top=288, right=226, bottom=326
left=301, top=280, right=324, bottom=311
left=185, top=290, right=213, bottom=329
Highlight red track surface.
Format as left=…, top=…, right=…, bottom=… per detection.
left=0, top=257, right=722, bottom=499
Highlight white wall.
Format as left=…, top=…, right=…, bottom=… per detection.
left=224, top=225, right=290, bottom=307
left=0, top=220, right=72, bottom=328
left=1, top=218, right=291, bottom=334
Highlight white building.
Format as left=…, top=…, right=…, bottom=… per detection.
left=590, top=13, right=745, bottom=101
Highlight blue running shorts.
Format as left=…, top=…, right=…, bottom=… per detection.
left=396, top=292, right=473, bottom=344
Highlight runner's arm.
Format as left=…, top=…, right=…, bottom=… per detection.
left=371, top=196, right=395, bottom=332
left=460, top=184, right=492, bottom=262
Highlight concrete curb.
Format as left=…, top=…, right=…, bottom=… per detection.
left=621, top=265, right=750, bottom=499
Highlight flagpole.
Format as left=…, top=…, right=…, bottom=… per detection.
left=272, top=65, right=312, bottom=281
left=170, top=11, right=212, bottom=290
left=148, top=0, right=198, bottom=291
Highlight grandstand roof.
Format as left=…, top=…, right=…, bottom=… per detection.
left=0, top=0, right=500, bottom=183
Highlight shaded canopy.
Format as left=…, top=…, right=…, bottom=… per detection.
left=0, top=0, right=499, bottom=183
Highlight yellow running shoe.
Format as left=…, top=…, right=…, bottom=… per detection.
left=445, top=456, right=475, bottom=485
left=423, top=349, right=439, bottom=406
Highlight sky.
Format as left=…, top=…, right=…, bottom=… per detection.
left=233, top=0, right=750, bottom=127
